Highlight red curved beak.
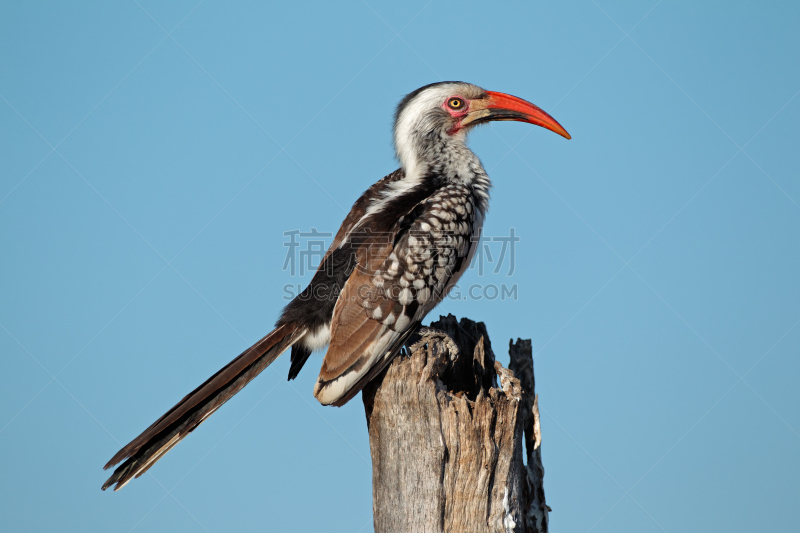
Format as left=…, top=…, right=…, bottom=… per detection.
left=462, top=90, right=571, bottom=140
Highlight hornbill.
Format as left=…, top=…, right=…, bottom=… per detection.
left=102, top=81, right=570, bottom=491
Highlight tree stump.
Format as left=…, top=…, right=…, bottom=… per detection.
left=362, top=315, right=549, bottom=533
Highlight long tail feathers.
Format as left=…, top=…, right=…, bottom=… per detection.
left=102, top=324, right=301, bottom=491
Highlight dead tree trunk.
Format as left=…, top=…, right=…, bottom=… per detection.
left=362, top=315, right=549, bottom=533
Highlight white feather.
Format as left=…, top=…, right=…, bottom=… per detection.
left=303, top=325, right=331, bottom=351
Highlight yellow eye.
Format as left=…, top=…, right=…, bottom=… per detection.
left=448, top=98, right=464, bottom=109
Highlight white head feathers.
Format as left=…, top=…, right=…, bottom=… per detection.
left=393, top=81, right=485, bottom=178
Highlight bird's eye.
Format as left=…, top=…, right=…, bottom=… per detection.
left=447, top=97, right=464, bottom=110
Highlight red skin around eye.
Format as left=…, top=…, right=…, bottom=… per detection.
left=443, top=96, right=469, bottom=118
left=444, top=97, right=470, bottom=135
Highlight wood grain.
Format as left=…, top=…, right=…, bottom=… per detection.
left=363, top=315, right=549, bottom=533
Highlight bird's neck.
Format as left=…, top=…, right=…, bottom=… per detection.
left=396, top=130, right=492, bottom=213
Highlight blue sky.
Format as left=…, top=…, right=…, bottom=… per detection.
left=2, top=1, right=799, bottom=532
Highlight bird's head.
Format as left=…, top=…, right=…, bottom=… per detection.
left=393, top=81, right=570, bottom=175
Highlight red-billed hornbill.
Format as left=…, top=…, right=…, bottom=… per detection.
left=102, top=81, right=570, bottom=491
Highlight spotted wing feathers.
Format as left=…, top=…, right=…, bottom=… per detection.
left=314, top=183, right=479, bottom=405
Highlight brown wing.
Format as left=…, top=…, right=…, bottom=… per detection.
left=321, top=168, right=405, bottom=264
left=313, top=183, right=481, bottom=406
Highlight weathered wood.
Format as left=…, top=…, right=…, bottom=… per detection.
left=363, top=315, right=548, bottom=533
left=509, top=339, right=549, bottom=532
